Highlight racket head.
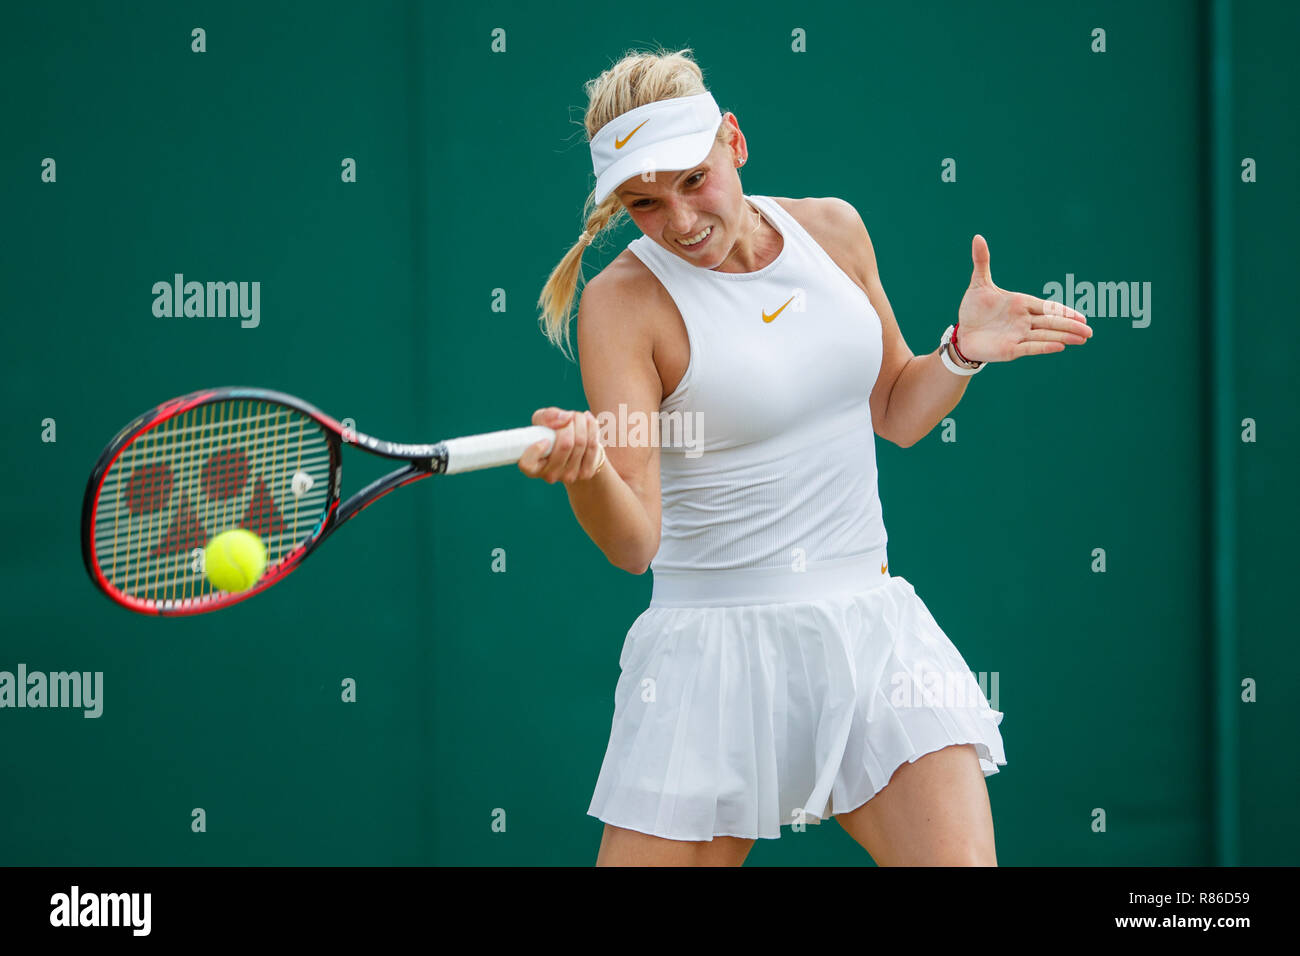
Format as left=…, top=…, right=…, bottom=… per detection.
left=81, top=388, right=342, bottom=616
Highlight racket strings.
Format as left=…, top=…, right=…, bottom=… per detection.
left=93, top=400, right=333, bottom=605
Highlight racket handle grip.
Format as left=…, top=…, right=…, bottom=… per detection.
left=442, top=425, right=557, bottom=475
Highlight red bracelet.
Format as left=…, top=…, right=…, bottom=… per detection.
left=951, top=322, right=979, bottom=366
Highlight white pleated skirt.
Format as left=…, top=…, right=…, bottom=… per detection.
left=587, top=548, right=1007, bottom=842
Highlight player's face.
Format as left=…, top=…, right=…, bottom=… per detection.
left=616, top=133, right=749, bottom=270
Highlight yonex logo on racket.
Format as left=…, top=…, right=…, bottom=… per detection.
left=84, top=395, right=333, bottom=614
left=85, top=388, right=568, bottom=615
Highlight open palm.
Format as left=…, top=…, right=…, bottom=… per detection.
left=955, top=235, right=1092, bottom=363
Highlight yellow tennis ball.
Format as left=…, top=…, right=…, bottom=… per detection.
left=204, top=529, right=267, bottom=593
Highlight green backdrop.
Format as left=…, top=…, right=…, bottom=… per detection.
left=1, top=0, right=1295, bottom=866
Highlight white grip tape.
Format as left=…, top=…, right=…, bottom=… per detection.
left=442, top=425, right=556, bottom=475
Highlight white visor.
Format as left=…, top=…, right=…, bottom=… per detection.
left=589, top=92, right=723, bottom=205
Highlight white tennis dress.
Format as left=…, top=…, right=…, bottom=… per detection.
left=586, top=194, right=1006, bottom=841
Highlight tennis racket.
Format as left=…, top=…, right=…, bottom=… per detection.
left=81, top=387, right=557, bottom=616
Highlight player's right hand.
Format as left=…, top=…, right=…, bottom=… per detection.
left=519, top=407, right=605, bottom=485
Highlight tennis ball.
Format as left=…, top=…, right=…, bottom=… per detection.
left=204, top=529, right=267, bottom=592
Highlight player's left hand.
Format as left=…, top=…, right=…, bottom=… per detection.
left=954, top=235, right=1093, bottom=362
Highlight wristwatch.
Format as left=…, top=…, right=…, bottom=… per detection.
left=940, top=324, right=984, bottom=376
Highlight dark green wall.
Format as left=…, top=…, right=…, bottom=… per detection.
left=1, top=0, right=1293, bottom=865
left=1230, top=0, right=1300, bottom=866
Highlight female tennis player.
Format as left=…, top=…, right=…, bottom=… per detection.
left=521, top=48, right=1090, bottom=866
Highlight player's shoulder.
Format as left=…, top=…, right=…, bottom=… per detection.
left=768, top=195, right=868, bottom=238
left=576, top=248, right=667, bottom=357
left=582, top=249, right=661, bottom=316
left=769, top=196, right=878, bottom=292
left=585, top=238, right=677, bottom=310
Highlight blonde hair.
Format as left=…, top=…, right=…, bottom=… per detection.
left=537, top=46, right=730, bottom=361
